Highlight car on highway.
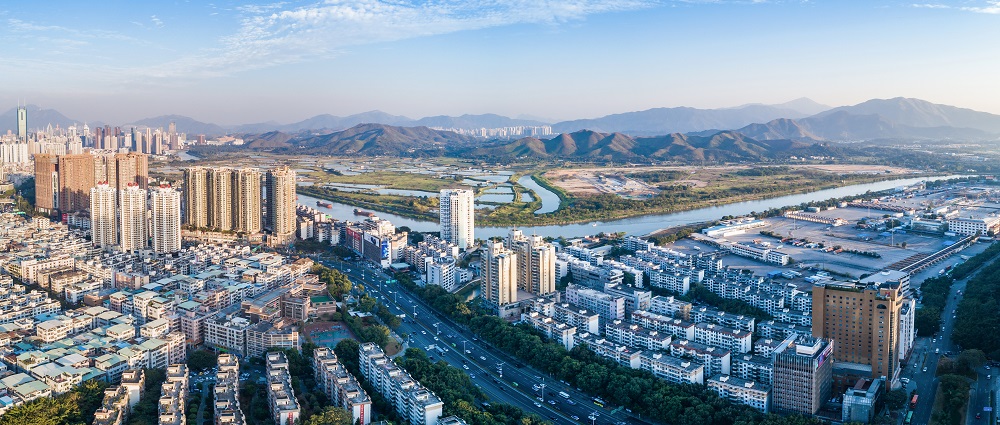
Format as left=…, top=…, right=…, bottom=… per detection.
left=571, top=416, right=579, bottom=421
left=923, top=367, right=928, bottom=372
left=463, top=365, right=469, bottom=370
left=567, top=400, right=576, bottom=405
left=534, top=402, right=542, bottom=408
left=480, top=356, right=486, bottom=361
left=421, top=331, right=426, bottom=335
left=548, top=400, right=556, bottom=405
left=976, top=413, right=981, bottom=419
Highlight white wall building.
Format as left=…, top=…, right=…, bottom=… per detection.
left=150, top=185, right=181, bottom=254
left=90, top=183, right=118, bottom=249
left=439, top=189, right=474, bottom=250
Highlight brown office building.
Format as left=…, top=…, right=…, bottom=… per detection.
left=812, top=280, right=903, bottom=385
left=772, top=335, right=833, bottom=415
left=34, top=154, right=59, bottom=214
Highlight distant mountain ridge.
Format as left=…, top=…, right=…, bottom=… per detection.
left=460, top=129, right=834, bottom=162
left=5, top=97, right=1000, bottom=142
left=273, top=123, right=475, bottom=156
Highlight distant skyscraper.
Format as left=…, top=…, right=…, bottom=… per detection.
left=232, top=168, right=263, bottom=233
left=482, top=240, right=517, bottom=308
left=772, top=336, right=833, bottom=415
left=16, top=106, right=26, bottom=143
left=506, top=229, right=556, bottom=295
left=266, top=166, right=296, bottom=244
left=90, top=182, right=118, bottom=249
left=183, top=167, right=209, bottom=229
left=439, top=189, right=474, bottom=250
left=119, top=184, right=148, bottom=252
left=150, top=185, right=181, bottom=253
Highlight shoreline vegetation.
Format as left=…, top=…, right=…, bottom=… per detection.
left=299, top=166, right=942, bottom=227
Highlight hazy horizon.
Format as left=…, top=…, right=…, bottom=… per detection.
left=2, top=0, right=999, bottom=125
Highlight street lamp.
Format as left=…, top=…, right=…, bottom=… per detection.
left=434, top=322, right=441, bottom=335
left=540, top=379, right=546, bottom=403
left=462, top=340, right=467, bottom=353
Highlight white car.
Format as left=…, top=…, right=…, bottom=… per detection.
left=463, top=365, right=469, bottom=370
left=421, top=331, right=426, bottom=335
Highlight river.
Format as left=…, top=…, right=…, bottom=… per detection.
left=298, top=175, right=965, bottom=239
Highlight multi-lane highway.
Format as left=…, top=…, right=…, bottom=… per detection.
left=901, top=248, right=997, bottom=425
left=320, top=258, right=642, bottom=425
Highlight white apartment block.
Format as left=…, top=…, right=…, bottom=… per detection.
left=90, top=183, right=118, bottom=249
left=669, top=339, right=732, bottom=377
left=215, top=354, right=246, bottom=425
left=439, top=189, right=474, bottom=250
left=521, top=311, right=577, bottom=350
left=119, top=184, right=148, bottom=252
left=603, top=320, right=672, bottom=351
left=358, top=343, right=443, bottom=425
left=313, top=347, right=372, bottom=425
left=424, top=256, right=458, bottom=293
left=639, top=352, right=705, bottom=385
left=158, top=364, right=189, bottom=425
left=689, top=305, right=756, bottom=332
left=649, top=295, right=692, bottom=320
left=266, top=352, right=300, bottom=425
left=565, top=284, right=625, bottom=324
left=631, top=310, right=695, bottom=340
left=150, top=185, right=181, bottom=254
left=693, top=322, right=753, bottom=354
left=708, top=375, right=770, bottom=413
left=527, top=294, right=601, bottom=334
left=648, top=270, right=692, bottom=294
left=732, top=354, right=775, bottom=388
left=573, top=332, right=642, bottom=369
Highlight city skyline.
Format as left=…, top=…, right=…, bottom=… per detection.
left=2, top=1, right=999, bottom=124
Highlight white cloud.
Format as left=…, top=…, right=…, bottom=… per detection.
left=962, top=0, right=1000, bottom=13
left=126, top=0, right=657, bottom=83
left=911, top=3, right=950, bottom=8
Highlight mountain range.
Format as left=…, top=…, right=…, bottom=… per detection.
left=459, top=129, right=838, bottom=162
left=237, top=124, right=475, bottom=157
left=4, top=97, right=1000, bottom=143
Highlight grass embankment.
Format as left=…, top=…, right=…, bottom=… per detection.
left=307, top=169, right=457, bottom=192
left=301, top=165, right=936, bottom=227
left=929, top=374, right=970, bottom=425
left=298, top=185, right=440, bottom=221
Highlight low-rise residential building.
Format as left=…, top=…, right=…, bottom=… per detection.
left=708, top=375, right=770, bottom=413
left=693, top=322, right=752, bottom=354
left=265, top=352, right=300, bottom=425
left=215, top=354, right=245, bottom=425
left=603, top=320, right=671, bottom=351
left=313, top=347, right=372, bottom=425
left=158, top=364, right=189, bottom=425
left=639, top=352, right=705, bottom=385
left=358, top=343, right=443, bottom=425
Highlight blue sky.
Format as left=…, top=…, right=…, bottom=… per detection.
left=1, top=0, right=998, bottom=124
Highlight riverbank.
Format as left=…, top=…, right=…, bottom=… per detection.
left=304, top=170, right=944, bottom=228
